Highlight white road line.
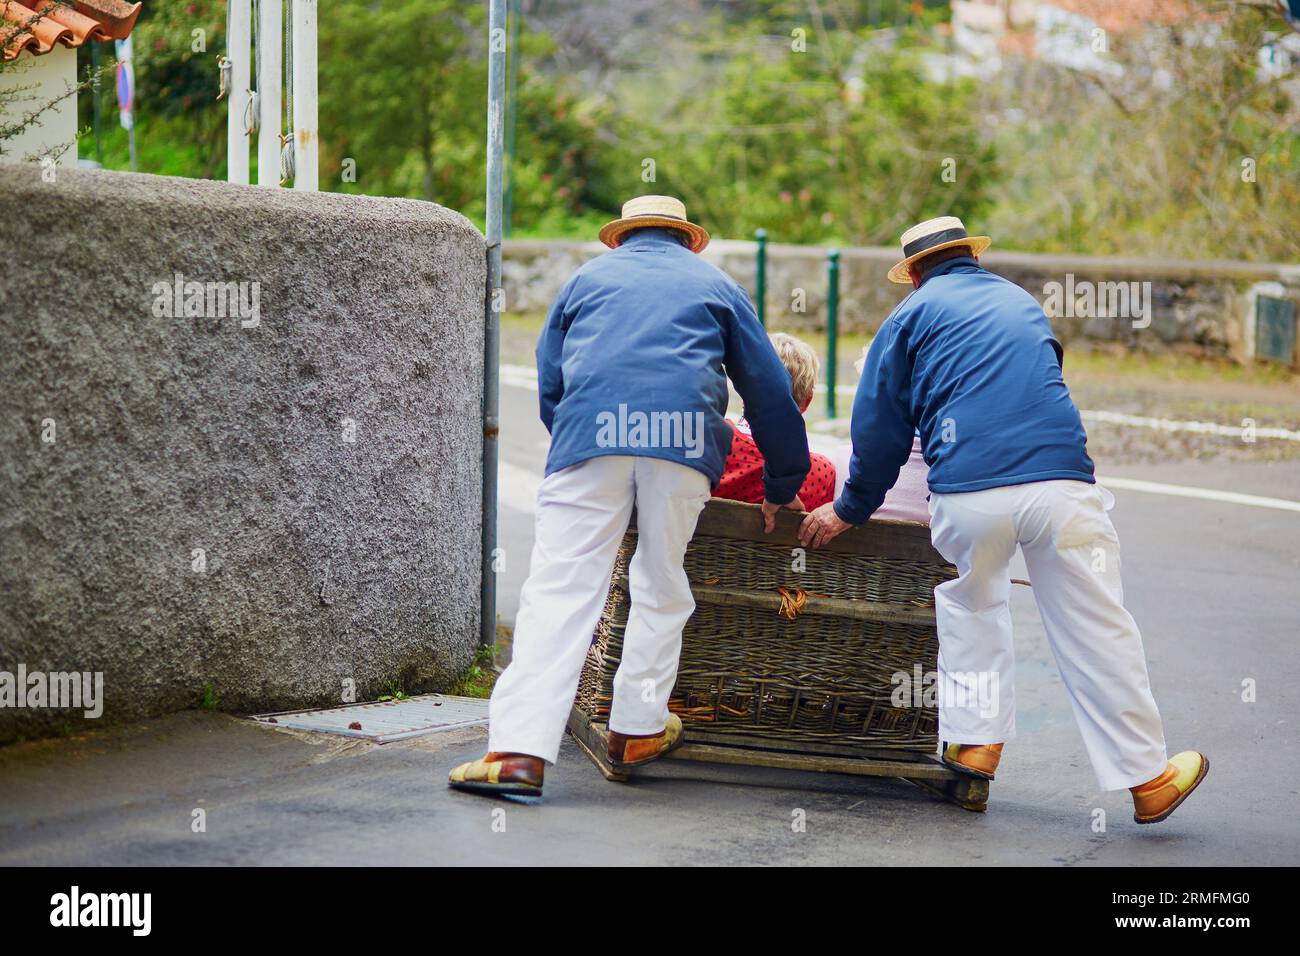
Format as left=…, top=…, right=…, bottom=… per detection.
left=497, top=458, right=541, bottom=514
left=1097, top=476, right=1300, bottom=513
left=807, top=433, right=841, bottom=456
left=500, top=364, right=538, bottom=389
left=1083, top=410, right=1300, bottom=442
left=818, top=384, right=1300, bottom=442
left=496, top=454, right=1300, bottom=515
left=497, top=363, right=1300, bottom=513
left=495, top=456, right=1300, bottom=516
left=500, top=363, right=1299, bottom=443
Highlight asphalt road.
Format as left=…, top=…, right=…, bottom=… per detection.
left=1, top=368, right=1297, bottom=866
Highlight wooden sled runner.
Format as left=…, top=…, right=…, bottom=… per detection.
left=566, top=709, right=989, bottom=812
left=568, top=497, right=989, bottom=813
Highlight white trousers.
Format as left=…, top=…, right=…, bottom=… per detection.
left=928, top=479, right=1168, bottom=791
left=488, top=455, right=710, bottom=764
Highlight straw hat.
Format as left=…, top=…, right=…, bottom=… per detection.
left=887, top=216, right=991, bottom=284
left=598, top=195, right=710, bottom=253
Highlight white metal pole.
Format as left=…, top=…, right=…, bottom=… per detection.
left=257, top=0, right=282, bottom=187
left=227, top=0, right=251, bottom=184
left=291, top=0, right=318, bottom=191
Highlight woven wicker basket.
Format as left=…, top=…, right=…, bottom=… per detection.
left=575, top=498, right=957, bottom=757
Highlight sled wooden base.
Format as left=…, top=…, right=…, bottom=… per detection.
left=566, top=708, right=989, bottom=813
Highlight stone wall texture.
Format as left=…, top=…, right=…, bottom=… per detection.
left=504, top=238, right=1300, bottom=364
left=0, top=167, right=486, bottom=742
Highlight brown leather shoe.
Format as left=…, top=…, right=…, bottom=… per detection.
left=1131, top=751, right=1208, bottom=824
left=448, top=751, right=544, bottom=797
left=607, top=714, right=684, bottom=768
left=941, top=741, right=1003, bottom=780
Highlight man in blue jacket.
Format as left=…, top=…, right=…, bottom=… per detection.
left=798, top=217, right=1207, bottom=825
left=450, top=196, right=810, bottom=798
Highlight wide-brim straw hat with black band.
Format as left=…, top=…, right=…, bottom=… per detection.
left=599, top=195, right=710, bottom=253
left=887, top=216, right=991, bottom=284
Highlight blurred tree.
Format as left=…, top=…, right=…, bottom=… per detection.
left=319, top=0, right=483, bottom=204
left=65, top=0, right=1295, bottom=261
left=615, top=15, right=995, bottom=244
left=77, top=1, right=228, bottom=177
left=318, top=0, right=619, bottom=230
left=983, top=0, right=1300, bottom=261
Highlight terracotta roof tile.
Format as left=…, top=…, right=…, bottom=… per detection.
left=1043, top=0, right=1203, bottom=34
left=997, top=30, right=1037, bottom=57
left=2, top=0, right=141, bottom=63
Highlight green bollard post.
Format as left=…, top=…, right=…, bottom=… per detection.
left=826, top=248, right=839, bottom=419
left=755, top=228, right=767, bottom=328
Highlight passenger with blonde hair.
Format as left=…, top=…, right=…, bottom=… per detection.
left=713, top=332, right=837, bottom=510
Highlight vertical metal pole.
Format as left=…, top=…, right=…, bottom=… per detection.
left=826, top=249, right=840, bottom=419
left=503, top=0, right=521, bottom=237
left=227, top=0, right=251, bottom=183
left=481, top=0, right=506, bottom=649
left=291, top=0, right=318, bottom=191
left=258, top=0, right=282, bottom=187
left=755, top=228, right=767, bottom=328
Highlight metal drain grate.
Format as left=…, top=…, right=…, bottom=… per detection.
left=251, top=694, right=489, bottom=743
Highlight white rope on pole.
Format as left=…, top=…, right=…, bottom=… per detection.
left=280, top=0, right=295, bottom=185
left=258, top=0, right=282, bottom=187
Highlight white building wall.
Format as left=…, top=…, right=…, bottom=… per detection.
left=0, top=45, right=80, bottom=165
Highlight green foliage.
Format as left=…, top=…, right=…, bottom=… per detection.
left=319, top=0, right=483, bottom=203
left=982, top=1, right=1300, bottom=262
left=318, top=0, right=619, bottom=223
left=713, top=0, right=949, bottom=31
left=499, top=78, right=629, bottom=229
left=447, top=645, right=499, bottom=699
left=376, top=679, right=410, bottom=703
left=66, top=0, right=1299, bottom=262
left=200, top=683, right=221, bottom=710
left=77, top=2, right=229, bottom=177
left=628, top=23, right=994, bottom=243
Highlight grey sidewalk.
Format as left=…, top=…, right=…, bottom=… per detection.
left=0, top=706, right=1292, bottom=866
left=2, top=566, right=1295, bottom=868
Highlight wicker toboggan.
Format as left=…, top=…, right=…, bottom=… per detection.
left=567, top=497, right=990, bottom=811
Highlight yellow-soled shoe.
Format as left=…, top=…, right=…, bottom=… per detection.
left=448, top=752, right=544, bottom=797
left=607, top=714, right=685, bottom=769
left=1131, top=751, right=1208, bottom=824
left=941, top=741, right=1004, bottom=780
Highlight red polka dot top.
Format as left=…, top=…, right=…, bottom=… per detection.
left=711, top=418, right=836, bottom=510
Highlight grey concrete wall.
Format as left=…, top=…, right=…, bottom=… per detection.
left=0, top=167, right=486, bottom=742
left=504, top=238, right=1300, bottom=364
